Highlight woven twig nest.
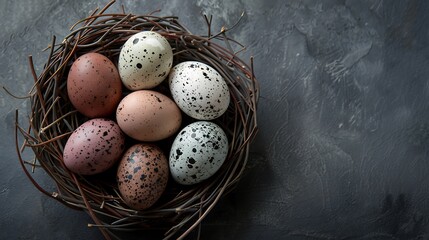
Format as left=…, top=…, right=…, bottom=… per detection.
left=15, top=1, right=258, bottom=239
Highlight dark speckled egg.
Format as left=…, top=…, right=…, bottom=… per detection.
left=169, top=121, right=229, bottom=185
left=63, top=118, right=125, bottom=175
left=117, top=144, right=169, bottom=210
left=67, top=52, right=122, bottom=118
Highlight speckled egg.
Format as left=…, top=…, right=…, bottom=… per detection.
left=118, top=31, right=173, bottom=90
left=63, top=118, right=125, bottom=175
left=67, top=52, right=122, bottom=118
left=116, top=90, right=182, bottom=141
left=169, top=121, right=229, bottom=185
left=168, top=61, right=230, bottom=120
left=117, top=144, right=169, bottom=210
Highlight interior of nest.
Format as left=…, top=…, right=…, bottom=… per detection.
left=15, top=1, right=258, bottom=239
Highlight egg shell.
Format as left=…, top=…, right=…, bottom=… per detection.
left=67, top=52, right=122, bottom=118
left=169, top=121, right=229, bottom=185
left=63, top=118, right=125, bottom=175
left=168, top=61, right=230, bottom=120
left=116, top=90, right=182, bottom=141
left=118, top=31, right=173, bottom=90
left=117, top=144, right=169, bottom=210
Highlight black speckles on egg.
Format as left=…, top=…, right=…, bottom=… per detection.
left=140, top=174, right=147, bottom=180
left=133, top=166, right=141, bottom=173
left=168, top=61, right=231, bottom=120
left=118, top=31, right=173, bottom=90
left=117, top=144, right=169, bottom=210
left=169, top=121, right=229, bottom=185
left=188, top=157, right=196, bottom=164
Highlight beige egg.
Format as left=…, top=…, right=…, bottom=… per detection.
left=117, top=144, right=169, bottom=210
left=118, top=31, right=173, bottom=90
left=116, top=90, right=182, bottom=141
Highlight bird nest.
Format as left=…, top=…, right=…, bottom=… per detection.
left=14, top=1, right=258, bottom=239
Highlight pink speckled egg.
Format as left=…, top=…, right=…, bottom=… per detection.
left=67, top=52, right=122, bottom=118
left=63, top=118, right=125, bottom=175
left=116, top=90, right=182, bottom=141
left=117, top=144, right=169, bottom=210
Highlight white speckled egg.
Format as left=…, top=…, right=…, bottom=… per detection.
left=168, top=61, right=230, bottom=120
left=169, top=121, right=228, bottom=185
left=118, top=31, right=173, bottom=90
left=63, top=118, right=125, bottom=175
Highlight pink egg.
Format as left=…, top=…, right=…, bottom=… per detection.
left=67, top=53, right=122, bottom=118
left=63, top=118, right=125, bottom=175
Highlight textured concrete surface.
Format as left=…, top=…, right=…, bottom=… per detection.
left=2, top=0, right=429, bottom=239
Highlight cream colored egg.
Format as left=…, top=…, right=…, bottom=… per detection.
left=118, top=31, right=173, bottom=90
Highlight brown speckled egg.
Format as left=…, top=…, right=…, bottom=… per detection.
left=67, top=52, right=122, bottom=118
left=116, top=90, right=182, bottom=141
left=63, top=118, right=125, bottom=175
left=117, top=144, right=169, bottom=210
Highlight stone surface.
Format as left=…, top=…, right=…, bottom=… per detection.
left=1, top=0, right=429, bottom=239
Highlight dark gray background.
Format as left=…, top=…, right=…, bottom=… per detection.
left=2, top=0, right=429, bottom=239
